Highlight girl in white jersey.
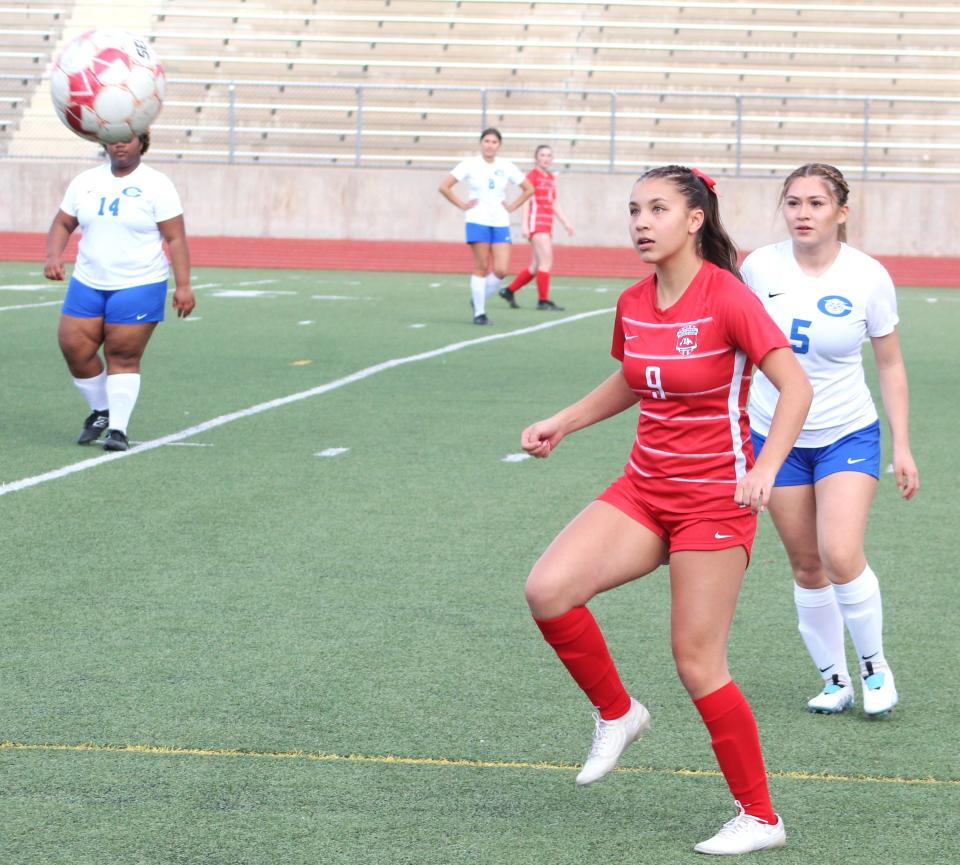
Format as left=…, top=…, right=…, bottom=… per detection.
left=743, top=163, right=919, bottom=717
left=44, top=131, right=195, bottom=451
left=438, top=128, right=533, bottom=325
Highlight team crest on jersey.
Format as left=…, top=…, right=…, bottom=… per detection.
left=676, top=323, right=699, bottom=356
left=817, top=295, right=853, bottom=317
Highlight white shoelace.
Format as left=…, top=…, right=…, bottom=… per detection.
left=586, top=712, right=614, bottom=757
left=716, top=802, right=768, bottom=838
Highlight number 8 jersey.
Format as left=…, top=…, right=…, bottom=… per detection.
left=59, top=162, right=183, bottom=290
left=611, top=261, right=788, bottom=512
left=742, top=240, right=899, bottom=448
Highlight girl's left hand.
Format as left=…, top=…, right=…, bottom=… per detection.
left=173, top=285, right=196, bottom=318
left=734, top=466, right=776, bottom=513
left=892, top=449, right=920, bottom=500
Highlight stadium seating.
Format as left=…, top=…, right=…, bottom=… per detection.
left=2, top=0, right=959, bottom=177
left=0, top=4, right=66, bottom=154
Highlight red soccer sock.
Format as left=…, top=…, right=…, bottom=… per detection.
left=693, top=680, right=777, bottom=824
left=534, top=606, right=632, bottom=720
left=508, top=268, right=534, bottom=293
left=536, top=270, right=551, bottom=301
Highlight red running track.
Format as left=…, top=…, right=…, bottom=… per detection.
left=3, top=232, right=957, bottom=286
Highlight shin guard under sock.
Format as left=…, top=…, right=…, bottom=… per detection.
left=693, top=680, right=776, bottom=824
left=534, top=606, right=631, bottom=720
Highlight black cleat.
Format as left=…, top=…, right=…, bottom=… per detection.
left=473, top=313, right=491, bottom=326
left=78, top=410, right=110, bottom=445
left=103, top=429, right=129, bottom=452
left=537, top=299, right=565, bottom=311
left=499, top=287, right=520, bottom=308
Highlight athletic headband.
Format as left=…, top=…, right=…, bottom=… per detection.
left=691, top=168, right=717, bottom=192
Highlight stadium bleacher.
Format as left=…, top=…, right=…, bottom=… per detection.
left=1, top=0, right=959, bottom=178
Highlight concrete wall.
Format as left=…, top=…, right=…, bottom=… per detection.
left=4, top=160, right=958, bottom=257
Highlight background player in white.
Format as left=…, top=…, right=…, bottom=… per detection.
left=44, top=131, right=195, bottom=451
left=744, top=163, right=919, bottom=717
left=438, top=128, right=533, bottom=325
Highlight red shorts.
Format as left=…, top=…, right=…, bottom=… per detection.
left=596, top=474, right=756, bottom=560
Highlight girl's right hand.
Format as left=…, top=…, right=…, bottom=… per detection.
left=462, top=198, right=478, bottom=210
left=43, top=257, right=65, bottom=281
left=521, top=418, right=565, bottom=458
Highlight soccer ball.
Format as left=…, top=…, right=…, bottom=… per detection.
left=50, top=29, right=165, bottom=145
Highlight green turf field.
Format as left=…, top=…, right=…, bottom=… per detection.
left=1, top=261, right=957, bottom=864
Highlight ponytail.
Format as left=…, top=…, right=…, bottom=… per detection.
left=638, top=165, right=740, bottom=279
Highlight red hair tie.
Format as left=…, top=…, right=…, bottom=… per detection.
left=691, top=167, right=717, bottom=192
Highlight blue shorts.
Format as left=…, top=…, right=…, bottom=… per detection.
left=62, top=277, right=167, bottom=324
left=751, top=420, right=881, bottom=487
left=465, top=223, right=512, bottom=244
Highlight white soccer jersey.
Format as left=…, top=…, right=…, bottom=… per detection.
left=450, top=156, right=525, bottom=227
left=743, top=240, right=899, bottom=447
left=60, top=162, right=183, bottom=290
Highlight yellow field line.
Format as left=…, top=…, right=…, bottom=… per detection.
left=1, top=741, right=956, bottom=787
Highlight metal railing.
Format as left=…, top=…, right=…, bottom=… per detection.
left=3, top=76, right=960, bottom=180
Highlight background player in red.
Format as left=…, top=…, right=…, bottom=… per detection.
left=521, top=165, right=812, bottom=855
left=499, top=144, right=574, bottom=311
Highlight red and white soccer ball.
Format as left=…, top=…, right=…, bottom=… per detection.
left=50, top=29, right=165, bottom=145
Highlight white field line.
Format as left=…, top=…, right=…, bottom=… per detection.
left=0, top=300, right=62, bottom=312
left=1, top=308, right=613, bottom=497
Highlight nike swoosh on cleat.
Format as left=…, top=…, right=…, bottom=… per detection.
left=714, top=532, right=733, bottom=540
left=847, top=457, right=866, bottom=464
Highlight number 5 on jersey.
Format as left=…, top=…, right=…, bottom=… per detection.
left=790, top=318, right=812, bottom=354
left=98, top=196, right=120, bottom=217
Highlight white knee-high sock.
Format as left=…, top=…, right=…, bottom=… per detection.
left=484, top=271, right=502, bottom=298
left=794, top=583, right=850, bottom=684
left=73, top=369, right=108, bottom=412
left=106, top=373, right=141, bottom=434
left=833, top=565, right=886, bottom=676
left=470, top=275, right=487, bottom=315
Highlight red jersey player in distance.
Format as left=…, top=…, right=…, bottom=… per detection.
left=521, top=166, right=811, bottom=856
left=500, top=144, right=574, bottom=311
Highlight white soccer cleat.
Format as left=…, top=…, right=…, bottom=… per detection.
left=694, top=803, right=787, bottom=855
left=862, top=667, right=898, bottom=716
left=807, top=677, right=855, bottom=714
left=575, top=697, right=650, bottom=786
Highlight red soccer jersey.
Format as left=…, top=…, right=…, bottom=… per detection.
left=611, top=261, right=789, bottom=512
left=525, top=167, right=556, bottom=235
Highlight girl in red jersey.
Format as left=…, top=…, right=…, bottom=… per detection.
left=499, top=144, right=574, bottom=311
left=521, top=166, right=812, bottom=856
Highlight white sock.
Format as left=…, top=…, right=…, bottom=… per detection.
left=833, top=565, right=886, bottom=676
left=470, top=275, right=486, bottom=315
left=73, top=369, right=108, bottom=412
left=106, top=373, right=141, bottom=434
left=484, top=272, right=502, bottom=298
left=794, top=583, right=850, bottom=684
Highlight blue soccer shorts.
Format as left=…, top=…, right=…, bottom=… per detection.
left=751, top=420, right=882, bottom=487
left=465, top=223, right=512, bottom=244
left=62, top=277, right=167, bottom=324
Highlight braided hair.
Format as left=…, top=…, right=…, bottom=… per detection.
left=779, top=163, right=850, bottom=242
